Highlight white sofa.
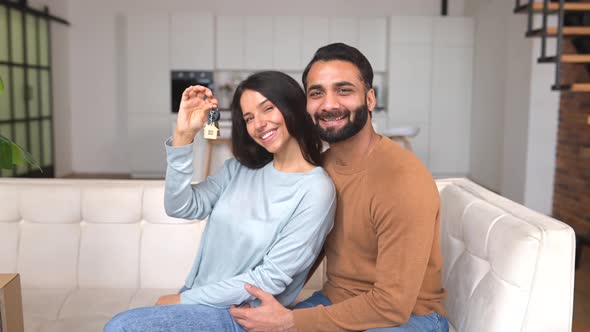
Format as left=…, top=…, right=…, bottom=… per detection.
left=0, top=178, right=575, bottom=332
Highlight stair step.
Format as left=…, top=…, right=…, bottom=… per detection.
left=527, top=27, right=590, bottom=37
left=539, top=54, right=590, bottom=63
left=554, top=84, right=590, bottom=92
left=571, top=84, right=590, bottom=92
left=515, top=2, right=590, bottom=13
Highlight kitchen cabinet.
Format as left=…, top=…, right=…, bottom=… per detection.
left=216, top=16, right=245, bottom=70
left=273, top=16, right=303, bottom=71
left=387, top=16, right=473, bottom=176
left=329, top=17, right=359, bottom=48
left=215, top=15, right=387, bottom=73
left=170, top=13, right=214, bottom=70
left=128, top=113, right=169, bottom=178
left=301, top=17, right=330, bottom=68
left=359, top=17, right=387, bottom=72
left=300, top=16, right=386, bottom=72
left=126, top=14, right=169, bottom=114
left=387, top=44, right=431, bottom=124
left=126, top=14, right=170, bottom=178
left=244, top=16, right=274, bottom=70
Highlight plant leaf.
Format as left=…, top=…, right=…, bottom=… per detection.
left=0, top=76, right=4, bottom=94
left=0, top=134, right=11, bottom=144
left=0, top=134, right=42, bottom=172
left=11, top=143, right=25, bottom=166
left=21, top=147, right=42, bottom=172
left=12, top=143, right=41, bottom=171
left=0, top=139, right=12, bottom=169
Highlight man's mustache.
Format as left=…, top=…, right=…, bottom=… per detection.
left=314, top=110, right=351, bottom=121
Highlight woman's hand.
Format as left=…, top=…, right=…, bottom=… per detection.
left=155, top=294, right=181, bottom=305
left=173, top=85, right=219, bottom=146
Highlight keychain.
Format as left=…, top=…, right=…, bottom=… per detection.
left=203, top=107, right=220, bottom=140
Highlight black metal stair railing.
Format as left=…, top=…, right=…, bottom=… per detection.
left=515, top=0, right=590, bottom=92
left=554, top=0, right=567, bottom=90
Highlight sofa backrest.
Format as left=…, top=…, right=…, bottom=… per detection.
left=0, top=179, right=204, bottom=290
left=437, top=178, right=575, bottom=332
left=0, top=178, right=575, bottom=331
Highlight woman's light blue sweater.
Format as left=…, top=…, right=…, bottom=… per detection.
left=164, top=138, right=335, bottom=308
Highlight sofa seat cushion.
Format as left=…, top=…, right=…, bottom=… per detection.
left=37, top=316, right=112, bottom=332
left=22, top=288, right=72, bottom=332
left=128, top=288, right=179, bottom=309
left=21, top=288, right=181, bottom=332
left=59, top=289, right=137, bottom=319
left=22, top=288, right=71, bottom=321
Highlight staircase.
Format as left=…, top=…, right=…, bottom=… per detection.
left=514, top=0, right=590, bottom=91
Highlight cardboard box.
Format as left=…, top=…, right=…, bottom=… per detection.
left=0, top=274, right=24, bottom=332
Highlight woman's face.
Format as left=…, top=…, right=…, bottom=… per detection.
left=240, top=89, right=293, bottom=155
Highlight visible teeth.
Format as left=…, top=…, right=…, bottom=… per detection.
left=322, top=116, right=345, bottom=122
left=262, top=130, right=275, bottom=140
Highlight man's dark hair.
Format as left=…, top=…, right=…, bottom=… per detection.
left=230, top=71, right=323, bottom=169
left=302, top=43, right=374, bottom=91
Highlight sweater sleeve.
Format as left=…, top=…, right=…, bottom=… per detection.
left=163, top=137, right=235, bottom=220
left=180, top=177, right=336, bottom=307
left=292, top=171, right=440, bottom=331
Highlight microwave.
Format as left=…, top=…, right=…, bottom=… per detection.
left=171, top=70, right=214, bottom=113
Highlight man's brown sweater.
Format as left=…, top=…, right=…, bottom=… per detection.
left=293, top=136, right=446, bottom=331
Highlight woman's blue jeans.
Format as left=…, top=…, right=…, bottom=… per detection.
left=104, top=289, right=449, bottom=332
left=104, top=287, right=246, bottom=332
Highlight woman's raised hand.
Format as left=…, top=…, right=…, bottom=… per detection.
left=173, top=85, right=219, bottom=146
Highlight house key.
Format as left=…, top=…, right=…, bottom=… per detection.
left=203, top=107, right=220, bottom=140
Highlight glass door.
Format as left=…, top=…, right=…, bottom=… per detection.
left=0, top=3, right=54, bottom=177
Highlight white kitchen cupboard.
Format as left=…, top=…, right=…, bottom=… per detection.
left=387, top=16, right=473, bottom=177
left=329, top=17, right=359, bottom=48
left=215, top=15, right=387, bottom=73
left=170, top=13, right=214, bottom=70
left=301, top=16, right=387, bottom=72
left=126, top=14, right=171, bottom=178
left=359, top=17, right=387, bottom=72
left=126, top=15, right=169, bottom=115
left=388, top=44, right=432, bottom=124
left=244, top=16, right=274, bottom=70
left=301, top=17, right=330, bottom=68
left=127, top=113, right=170, bottom=178
left=216, top=16, right=245, bottom=70
left=273, top=16, right=303, bottom=71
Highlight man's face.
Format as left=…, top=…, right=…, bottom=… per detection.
left=305, top=60, right=373, bottom=143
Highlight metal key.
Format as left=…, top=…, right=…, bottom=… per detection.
left=203, top=107, right=220, bottom=140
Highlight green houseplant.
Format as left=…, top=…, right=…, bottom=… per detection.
left=0, top=76, right=41, bottom=171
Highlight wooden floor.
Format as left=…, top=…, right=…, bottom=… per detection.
left=575, top=254, right=590, bottom=332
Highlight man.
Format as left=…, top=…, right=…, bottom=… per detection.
left=230, top=43, right=448, bottom=332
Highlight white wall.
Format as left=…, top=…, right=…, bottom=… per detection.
left=523, top=38, right=559, bottom=213
left=468, top=0, right=559, bottom=215
left=500, top=11, right=533, bottom=203
left=469, top=0, right=509, bottom=192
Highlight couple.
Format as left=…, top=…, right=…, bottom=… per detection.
left=105, top=43, right=448, bottom=332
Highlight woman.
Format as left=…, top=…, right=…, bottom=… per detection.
left=104, top=71, right=335, bottom=331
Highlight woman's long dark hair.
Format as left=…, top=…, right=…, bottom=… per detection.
left=230, top=71, right=323, bottom=169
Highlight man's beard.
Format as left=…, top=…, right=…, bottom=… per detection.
left=313, top=103, right=369, bottom=143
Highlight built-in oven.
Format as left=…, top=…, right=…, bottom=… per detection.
left=171, top=70, right=214, bottom=113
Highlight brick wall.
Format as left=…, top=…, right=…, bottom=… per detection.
left=552, top=40, right=590, bottom=235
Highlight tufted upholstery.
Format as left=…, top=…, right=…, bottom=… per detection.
left=438, top=179, right=575, bottom=332
left=0, top=178, right=574, bottom=332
